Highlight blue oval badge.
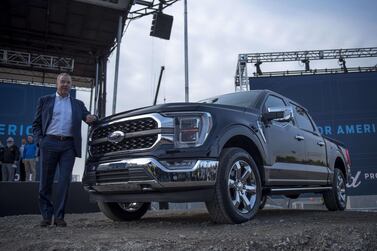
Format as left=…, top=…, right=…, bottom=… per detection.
left=107, top=130, right=125, bottom=144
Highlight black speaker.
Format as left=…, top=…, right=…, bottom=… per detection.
left=150, top=12, right=173, bottom=40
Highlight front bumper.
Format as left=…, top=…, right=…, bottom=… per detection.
left=83, top=158, right=219, bottom=193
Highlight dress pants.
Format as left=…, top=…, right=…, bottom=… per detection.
left=1, top=163, right=16, bottom=181
left=24, top=159, right=37, bottom=181
left=39, top=137, right=75, bottom=220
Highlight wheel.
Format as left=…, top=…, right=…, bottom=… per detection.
left=259, top=195, right=267, bottom=210
left=323, top=168, right=347, bottom=211
left=206, top=147, right=262, bottom=224
left=98, top=202, right=150, bottom=221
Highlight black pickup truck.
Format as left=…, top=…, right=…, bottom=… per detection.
left=83, top=90, right=351, bottom=224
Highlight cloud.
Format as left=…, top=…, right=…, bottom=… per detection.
left=72, top=0, right=377, bottom=176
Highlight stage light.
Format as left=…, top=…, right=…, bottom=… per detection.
left=255, top=61, right=263, bottom=75
left=301, top=59, right=310, bottom=71
left=339, top=57, right=348, bottom=73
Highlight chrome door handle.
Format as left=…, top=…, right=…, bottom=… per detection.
left=295, top=135, right=305, bottom=141
left=317, top=141, right=325, bottom=146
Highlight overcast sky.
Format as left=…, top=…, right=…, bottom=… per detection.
left=74, top=0, right=377, bottom=176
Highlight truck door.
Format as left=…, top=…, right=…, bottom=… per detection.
left=290, top=103, right=328, bottom=185
left=262, top=95, right=306, bottom=186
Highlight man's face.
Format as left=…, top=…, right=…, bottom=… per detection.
left=22, top=138, right=26, bottom=144
left=27, top=136, right=33, bottom=143
left=7, top=138, right=14, bottom=147
left=57, top=75, right=72, bottom=97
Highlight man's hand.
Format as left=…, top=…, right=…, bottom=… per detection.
left=86, top=114, right=97, bottom=124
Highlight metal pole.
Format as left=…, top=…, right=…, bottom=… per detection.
left=112, top=15, right=123, bottom=115
left=98, top=61, right=103, bottom=118
left=84, top=79, right=95, bottom=162
left=94, top=58, right=99, bottom=116
left=102, top=58, right=107, bottom=117
left=153, top=66, right=165, bottom=105
left=89, top=80, right=94, bottom=113
left=84, top=82, right=94, bottom=161
left=184, top=0, right=189, bottom=102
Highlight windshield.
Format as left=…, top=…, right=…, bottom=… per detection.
left=199, top=90, right=262, bottom=109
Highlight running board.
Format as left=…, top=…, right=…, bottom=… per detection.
left=269, top=186, right=332, bottom=195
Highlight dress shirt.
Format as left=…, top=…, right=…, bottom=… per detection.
left=20, top=144, right=25, bottom=158
left=46, top=92, right=73, bottom=136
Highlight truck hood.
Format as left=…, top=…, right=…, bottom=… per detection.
left=97, top=102, right=252, bottom=124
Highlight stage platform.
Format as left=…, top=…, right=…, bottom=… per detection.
left=0, top=182, right=99, bottom=217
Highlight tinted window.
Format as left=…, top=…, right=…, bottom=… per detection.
left=292, top=104, right=314, bottom=132
left=199, top=91, right=262, bottom=108
left=264, top=95, right=286, bottom=110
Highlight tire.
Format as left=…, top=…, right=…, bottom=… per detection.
left=98, top=202, right=150, bottom=221
left=206, top=147, right=262, bottom=224
left=323, top=168, right=347, bottom=211
left=259, top=195, right=267, bottom=210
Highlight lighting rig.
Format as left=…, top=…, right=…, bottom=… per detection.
left=235, top=47, right=377, bottom=92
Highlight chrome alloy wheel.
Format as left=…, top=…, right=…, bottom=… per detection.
left=118, top=202, right=144, bottom=212
left=227, top=160, right=257, bottom=214
left=336, top=172, right=346, bottom=207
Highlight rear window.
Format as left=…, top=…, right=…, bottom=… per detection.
left=199, top=91, right=262, bottom=108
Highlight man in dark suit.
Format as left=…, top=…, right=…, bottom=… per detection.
left=32, top=73, right=96, bottom=227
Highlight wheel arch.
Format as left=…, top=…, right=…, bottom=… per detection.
left=334, top=157, right=346, bottom=178
left=218, top=125, right=266, bottom=185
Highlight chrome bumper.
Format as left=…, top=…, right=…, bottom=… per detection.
left=84, top=158, right=219, bottom=193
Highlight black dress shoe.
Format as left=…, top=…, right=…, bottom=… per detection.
left=40, top=219, right=52, bottom=227
left=54, top=219, right=67, bottom=227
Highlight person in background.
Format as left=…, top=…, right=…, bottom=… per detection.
left=2, top=137, right=20, bottom=181
left=19, top=136, right=27, bottom=181
left=0, top=139, right=5, bottom=181
left=23, top=135, right=37, bottom=181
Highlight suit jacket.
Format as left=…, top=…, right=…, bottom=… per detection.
left=32, top=94, right=91, bottom=158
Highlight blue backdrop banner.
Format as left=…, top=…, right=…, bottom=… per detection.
left=250, top=72, right=377, bottom=196
left=0, top=82, right=76, bottom=146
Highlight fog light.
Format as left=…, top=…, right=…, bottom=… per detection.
left=160, top=160, right=197, bottom=170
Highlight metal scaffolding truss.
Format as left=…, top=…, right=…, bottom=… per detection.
left=128, top=0, right=179, bottom=20
left=253, top=66, right=377, bottom=78
left=239, top=47, right=377, bottom=63
left=235, top=47, right=377, bottom=92
left=0, top=49, right=74, bottom=72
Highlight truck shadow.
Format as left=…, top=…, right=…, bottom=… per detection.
left=134, top=209, right=330, bottom=225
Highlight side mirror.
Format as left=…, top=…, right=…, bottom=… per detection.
left=263, top=106, right=293, bottom=123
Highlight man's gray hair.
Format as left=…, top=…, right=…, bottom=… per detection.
left=57, top=73, right=72, bottom=81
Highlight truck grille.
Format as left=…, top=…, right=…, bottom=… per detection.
left=92, top=118, right=157, bottom=140
left=84, top=168, right=153, bottom=184
left=90, top=117, right=159, bottom=156
left=90, top=135, right=158, bottom=156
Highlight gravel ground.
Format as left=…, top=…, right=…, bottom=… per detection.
left=0, top=209, right=376, bottom=251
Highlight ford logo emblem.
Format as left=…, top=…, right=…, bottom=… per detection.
left=107, top=131, right=125, bottom=144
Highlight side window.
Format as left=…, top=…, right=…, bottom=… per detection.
left=292, top=104, right=314, bottom=132
left=264, top=95, right=286, bottom=110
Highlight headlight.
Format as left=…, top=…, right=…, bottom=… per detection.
left=164, top=112, right=212, bottom=148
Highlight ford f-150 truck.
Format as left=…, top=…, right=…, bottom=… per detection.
left=83, top=90, right=351, bottom=224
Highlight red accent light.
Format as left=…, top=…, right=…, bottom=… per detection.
left=345, top=149, right=351, bottom=166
